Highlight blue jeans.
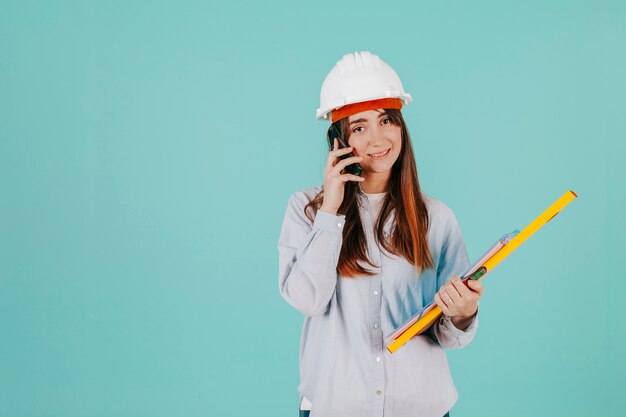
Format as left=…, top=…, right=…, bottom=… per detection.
left=299, top=412, right=449, bottom=417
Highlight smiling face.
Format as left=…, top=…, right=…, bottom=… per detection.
left=346, top=109, right=402, bottom=177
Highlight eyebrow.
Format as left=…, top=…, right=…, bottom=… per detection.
left=349, top=113, right=387, bottom=125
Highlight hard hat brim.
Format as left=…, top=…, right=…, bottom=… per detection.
left=317, top=93, right=412, bottom=120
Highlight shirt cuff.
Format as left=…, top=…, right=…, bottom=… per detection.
left=441, top=309, right=479, bottom=336
left=313, top=210, right=346, bottom=233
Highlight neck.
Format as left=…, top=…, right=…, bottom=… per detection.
left=360, top=171, right=390, bottom=194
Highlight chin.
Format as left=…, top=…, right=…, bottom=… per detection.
left=366, top=165, right=394, bottom=174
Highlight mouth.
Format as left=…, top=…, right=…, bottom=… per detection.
left=368, top=148, right=391, bottom=159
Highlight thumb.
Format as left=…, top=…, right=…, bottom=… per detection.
left=467, top=279, right=483, bottom=292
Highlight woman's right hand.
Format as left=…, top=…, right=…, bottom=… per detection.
left=320, top=138, right=365, bottom=215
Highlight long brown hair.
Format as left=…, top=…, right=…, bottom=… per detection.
left=304, top=109, right=434, bottom=277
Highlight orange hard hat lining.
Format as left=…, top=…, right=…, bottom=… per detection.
left=331, top=98, right=403, bottom=123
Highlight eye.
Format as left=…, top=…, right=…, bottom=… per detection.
left=381, top=117, right=391, bottom=125
left=352, top=126, right=365, bottom=133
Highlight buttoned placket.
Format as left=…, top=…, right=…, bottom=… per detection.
left=358, top=191, right=386, bottom=417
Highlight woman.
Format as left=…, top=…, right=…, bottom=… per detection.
left=278, top=51, right=483, bottom=417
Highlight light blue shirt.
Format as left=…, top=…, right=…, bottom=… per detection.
left=278, top=185, right=479, bottom=417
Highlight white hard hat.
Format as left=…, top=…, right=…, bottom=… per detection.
left=316, top=51, right=412, bottom=121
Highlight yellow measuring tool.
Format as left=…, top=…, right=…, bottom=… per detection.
left=387, top=190, right=578, bottom=353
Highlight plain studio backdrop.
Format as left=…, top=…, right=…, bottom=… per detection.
left=1, top=1, right=624, bottom=416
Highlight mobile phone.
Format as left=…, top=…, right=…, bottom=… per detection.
left=328, top=124, right=362, bottom=176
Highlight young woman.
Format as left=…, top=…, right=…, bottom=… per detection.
left=278, top=52, right=483, bottom=417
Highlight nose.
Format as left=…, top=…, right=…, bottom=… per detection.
left=369, top=124, right=388, bottom=146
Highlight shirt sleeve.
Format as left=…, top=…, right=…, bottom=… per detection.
left=278, top=191, right=345, bottom=317
left=433, top=307, right=479, bottom=349
left=431, top=205, right=480, bottom=349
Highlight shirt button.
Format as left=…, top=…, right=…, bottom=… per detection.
left=373, top=290, right=378, bottom=296
left=376, top=390, right=382, bottom=395
left=337, top=223, right=342, bottom=228
left=374, top=324, right=379, bottom=329
left=376, top=356, right=381, bottom=362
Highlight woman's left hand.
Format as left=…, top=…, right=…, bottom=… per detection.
left=434, top=276, right=483, bottom=318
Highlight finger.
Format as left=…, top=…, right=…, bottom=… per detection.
left=439, top=287, right=456, bottom=306
left=450, top=280, right=479, bottom=314
left=331, top=146, right=357, bottom=158
left=339, top=174, right=365, bottom=182
left=467, top=279, right=484, bottom=296
left=451, top=278, right=473, bottom=298
left=450, top=276, right=463, bottom=287
left=443, top=282, right=461, bottom=303
left=434, top=293, right=449, bottom=314
left=332, top=156, right=364, bottom=173
left=325, top=146, right=355, bottom=171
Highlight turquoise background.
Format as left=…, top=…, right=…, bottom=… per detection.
left=1, top=1, right=624, bottom=416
